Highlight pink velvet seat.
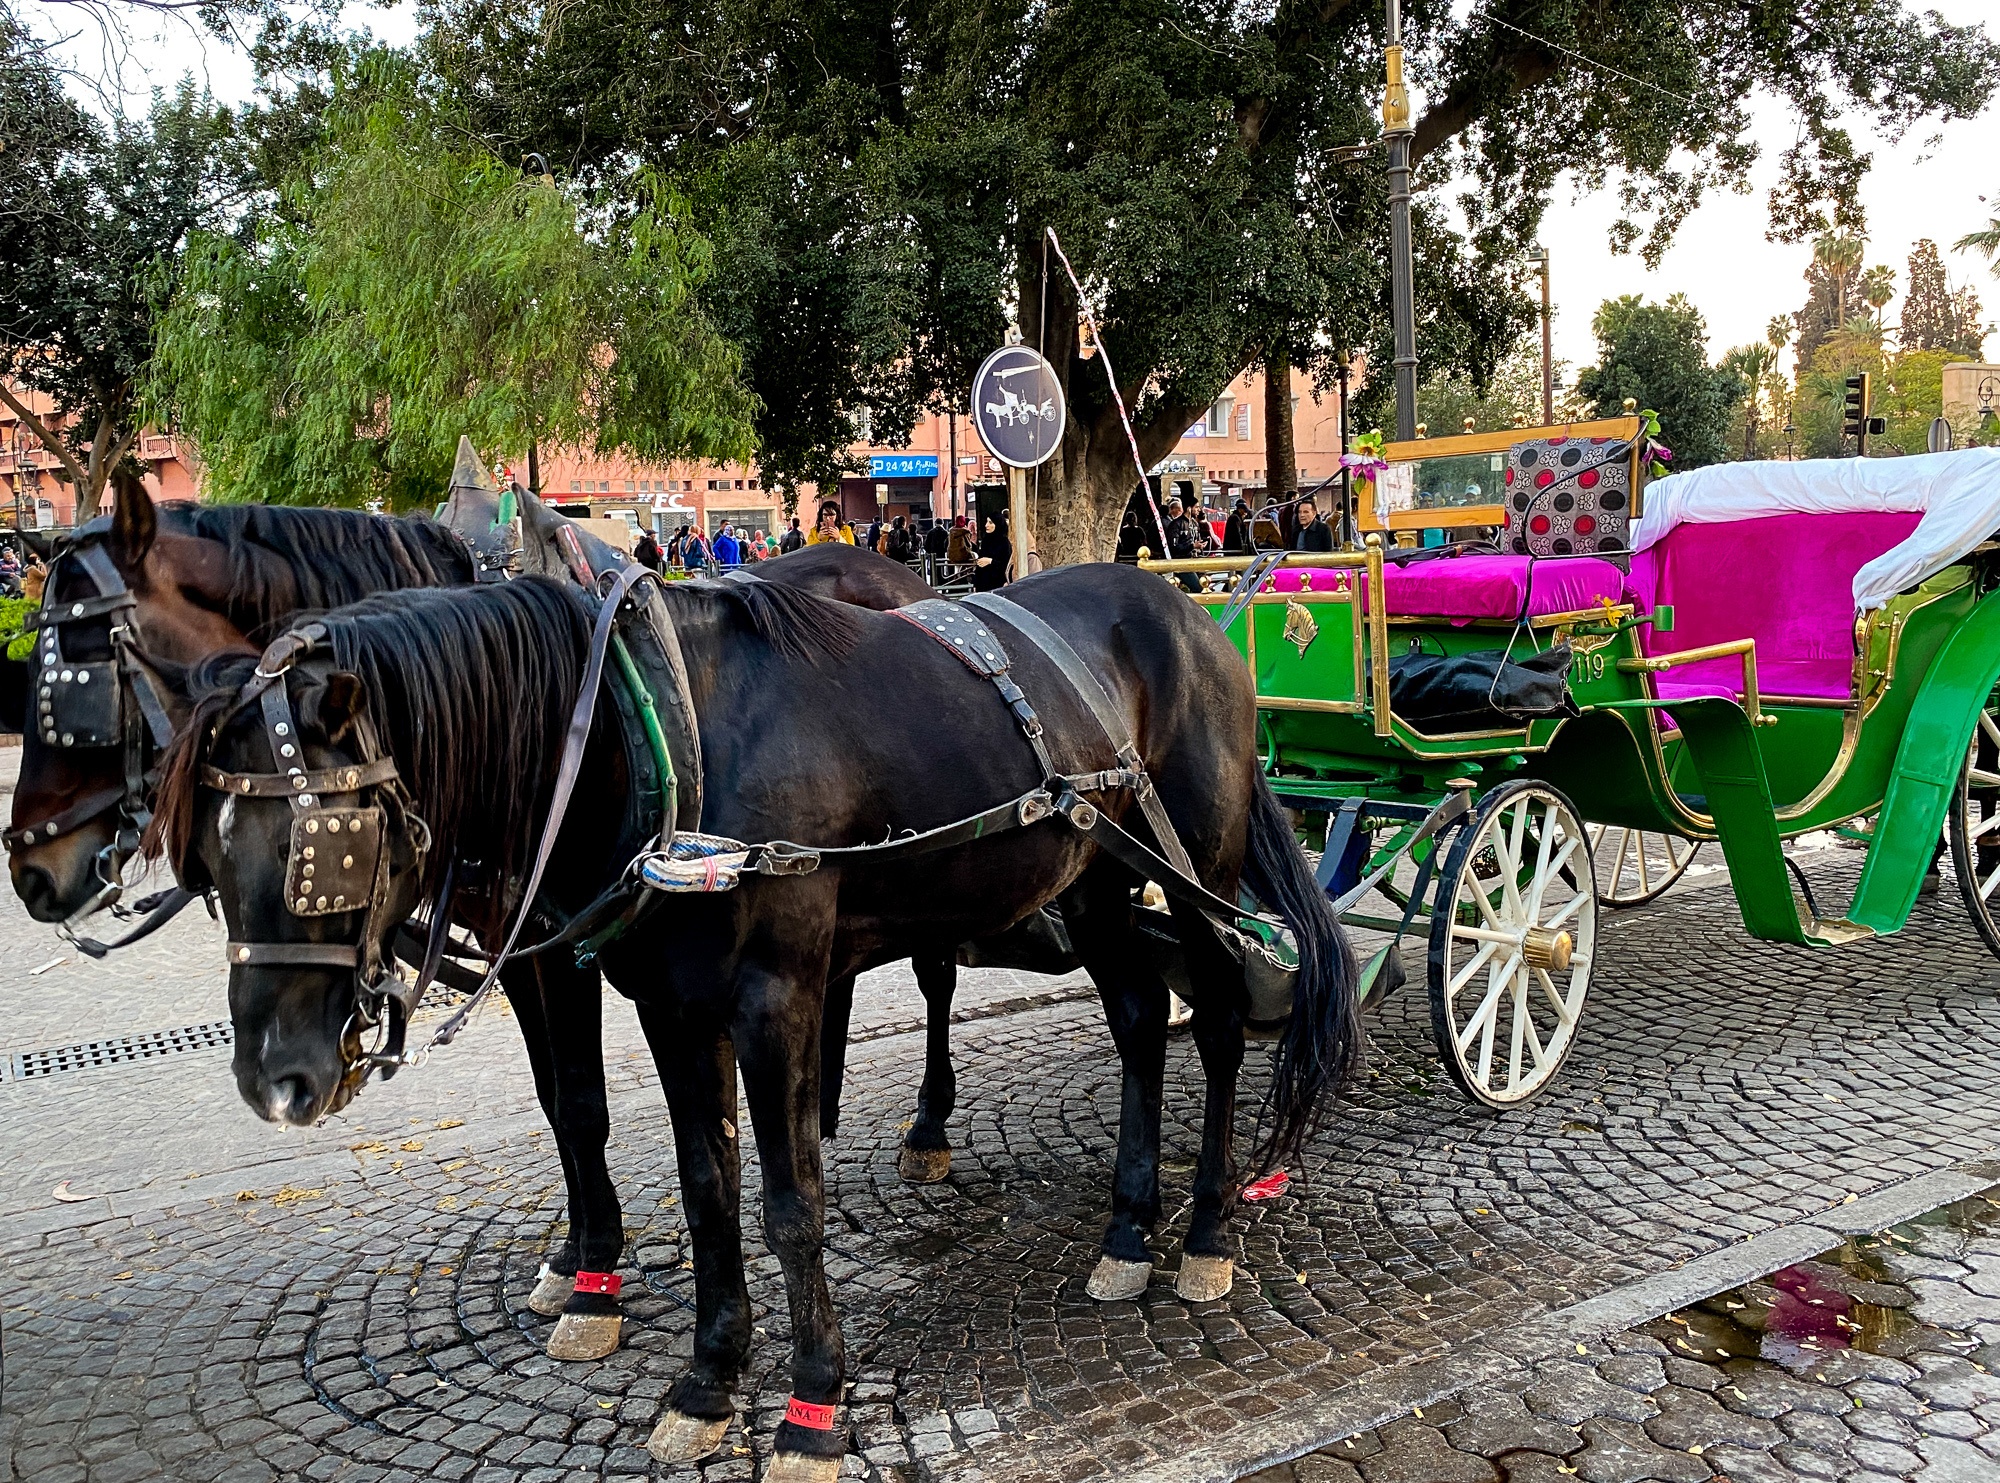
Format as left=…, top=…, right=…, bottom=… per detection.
left=1628, top=511, right=1922, bottom=702
left=1265, top=554, right=1628, bottom=624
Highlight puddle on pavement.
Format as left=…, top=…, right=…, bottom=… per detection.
left=1644, top=1192, right=2000, bottom=1372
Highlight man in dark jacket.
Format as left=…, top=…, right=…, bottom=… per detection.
left=1289, top=496, right=1335, bottom=552
left=924, top=519, right=949, bottom=558
left=778, top=518, right=805, bottom=553
left=1164, top=498, right=1196, bottom=560
left=1222, top=499, right=1253, bottom=555
left=633, top=530, right=663, bottom=570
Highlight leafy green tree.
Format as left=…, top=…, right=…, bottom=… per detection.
left=1576, top=295, right=1744, bottom=469
left=0, top=13, right=253, bottom=517
left=1415, top=337, right=1584, bottom=436
left=148, top=62, right=756, bottom=508
left=1720, top=342, right=1780, bottom=460
left=1903, top=238, right=1987, bottom=355
left=412, top=0, right=1999, bottom=559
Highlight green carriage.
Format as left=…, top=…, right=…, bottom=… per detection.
left=1147, top=425, right=2000, bottom=1109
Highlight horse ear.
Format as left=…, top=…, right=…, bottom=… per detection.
left=302, top=671, right=369, bottom=746
left=18, top=529, right=54, bottom=561
left=109, top=469, right=157, bottom=574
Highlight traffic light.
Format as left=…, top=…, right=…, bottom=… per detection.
left=1841, top=372, right=1887, bottom=454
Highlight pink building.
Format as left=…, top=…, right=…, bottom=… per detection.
left=0, top=383, right=198, bottom=529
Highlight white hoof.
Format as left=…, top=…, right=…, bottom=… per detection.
left=1175, top=1254, right=1234, bottom=1302
left=546, top=1312, right=621, bottom=1361
left=646, top=1409, right=730, bottom=1464
left=1086, top=1256, right=1153, bottom=1302
left=766, top=1452, right=843, bottom=1483
left=527, top=1266, right=571, bottom=1317
left=1166, top=991, right=1193, bottom=1028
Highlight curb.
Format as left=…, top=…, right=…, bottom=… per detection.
left=1120, top=1160, right=2000, bottom=1483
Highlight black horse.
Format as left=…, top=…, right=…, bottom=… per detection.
left=3, top=482, right=972, bottom=1359
left=154, top=569, right=1358, bottom=1480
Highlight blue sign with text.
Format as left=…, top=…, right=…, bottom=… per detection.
left=869, top=454, right=940, bottom=479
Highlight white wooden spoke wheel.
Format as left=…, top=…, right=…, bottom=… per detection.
left=1949, top=700, right=2000, bottom=960
left=1427, top=782, right=1597, bottom=1108
left=1586, top=824, right=1702, bottom=909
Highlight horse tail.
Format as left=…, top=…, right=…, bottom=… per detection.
left=1240, top=767, right=1362, bottom=1172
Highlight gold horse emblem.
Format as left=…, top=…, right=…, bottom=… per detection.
left=1284, top=599, right=1319, bottom=657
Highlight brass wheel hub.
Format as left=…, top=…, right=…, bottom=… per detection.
left=1521, top=926, right=1573, bottom=972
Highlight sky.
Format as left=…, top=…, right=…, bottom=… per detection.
left=38, top=0, right=2000, bottom=380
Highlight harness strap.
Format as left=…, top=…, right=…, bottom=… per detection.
left=1053, top=785, right=1275, bottom=927
left=749, top=789, right=1058, bottom=877
left=227, top=941, right=361, bottom=968
left=69, top=886, right=199, bottom=960
left=964, top=592, right=1197, bottom=879
left=202, top=758, right=400, bottom=798
left=23, top=590, right=134, bottom=629
left=3, top=783, right=126, bottom=849
left=893, top=601, right=1058, bottom=779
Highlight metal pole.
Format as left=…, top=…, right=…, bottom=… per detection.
left=1383, top=0, right=1417, bottom=443
left=948, top=411, right=959, bottom=522
left=1539, top=250, right=1554, bottom=425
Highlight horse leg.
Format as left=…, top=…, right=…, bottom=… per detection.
left=635, top=996, right=752, bottom=1465
left=898, top=950, right=957, bottom=1184
left=1168, top=906, right=1246, bottom=1302
left=1063, top=868, right=1170, bottom=1302
left=502, top=958, right=625, bottom=1357
left=818, top=973, right=855, bottom=1140
left=735, top=963, right=847, bottom=1483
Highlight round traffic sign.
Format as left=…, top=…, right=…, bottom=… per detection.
left=971, top=346, right=1065, bottom=469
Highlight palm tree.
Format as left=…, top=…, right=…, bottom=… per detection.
left=1722, top=343, right=1779, bottom=460
left=1814, top=232, right=1866, bottom=324
left=1957, top=210, right=2000, bottom=276
left=1765, top=316, right=1792, bottom=354
left=1860, top=264, right=1897, bottom=329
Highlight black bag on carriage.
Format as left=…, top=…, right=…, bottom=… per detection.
left=1379, top=642, right=1578, bottom=734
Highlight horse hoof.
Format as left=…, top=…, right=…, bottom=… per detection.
left=1166, top=991, right=1193, bottom=1029
left=1086, top=1256, right=1153, bottom=1302
left=766, top=1452, right=843, bottom=1483
left=546, top=1312, right=621, bottom=1361
left=1175, top=1254, right=1234, bottom=1302
left=898, top=1145, right=952, bottom=1183
left=527, top=1266, right=572, bottom=1317
left=646, top=1410, right=730, bottom=1464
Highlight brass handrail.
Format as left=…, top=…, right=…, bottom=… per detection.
left=1617, top=638, right=1773, bottom=727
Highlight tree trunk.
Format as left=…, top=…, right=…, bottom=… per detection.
left=1265, top=343, right=1298, bottom=504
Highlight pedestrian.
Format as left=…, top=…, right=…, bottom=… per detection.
left=1164, top=498, right=1196, bottom=561
left=1289, top=495, right=1335, bottom=552
left=864, top=515, right=885, bottom=554
left=946, top=515, right=975, bottom=565
left=1223, top=499, right=1252, bottom=555
left=972, top=512, right=1011, bottom=591
left=886, top=515, right=916, bottom=563
left=713, top=522, right=742, bottom=567
left=745, top=528, right=769, bottom=562
left=683, top=525, right=711, bottom=569
left=807, top=500, right=854, bottom=545
left=779, top=517, right=806, bottom=554
left=924, top=518, right=949, bottom=559
left=633, top=529, right=663, bottom=571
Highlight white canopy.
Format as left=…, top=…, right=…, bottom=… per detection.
left=1632, top=447, right=2000, bottom=610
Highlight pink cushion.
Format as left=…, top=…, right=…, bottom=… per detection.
left=1634, top=511, right=1920, bottom=701
left=1266, top=555, right=1627, bottom=623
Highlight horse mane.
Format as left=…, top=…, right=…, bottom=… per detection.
left=150, top=580, right=590, bottom=902
left=167, top=504, right=476, bottom=643
left=698, top=573, right=862, bottom=663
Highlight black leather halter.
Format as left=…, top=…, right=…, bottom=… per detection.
left=3, top=540, right=181, bottom=940
left=198, top=623, right=431, bottom=1083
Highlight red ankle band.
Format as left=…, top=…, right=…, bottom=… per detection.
left=784, top=1397, right=836, bottom=1430
left=572, top=1270, right=622, bottom=1297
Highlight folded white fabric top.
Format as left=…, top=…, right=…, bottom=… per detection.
left=1631, top=447, right=2000, bottom=610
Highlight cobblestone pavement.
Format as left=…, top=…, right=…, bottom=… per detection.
left=6, top=716, right=2000, bottom=1483
left=1248, top=1195, right=2000, bottom=1483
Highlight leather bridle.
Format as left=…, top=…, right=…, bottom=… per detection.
left=197, top=623, right=433, bottom=1089
left=3, top=539, right=185, bottom=947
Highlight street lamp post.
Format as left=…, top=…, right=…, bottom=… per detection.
left=1383, top=0, right=1418, bottom=443
left=1525, top=246, right=1553, bottom=425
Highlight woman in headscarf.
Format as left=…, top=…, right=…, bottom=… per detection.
left=972, top=512, right=1011, bottom=591
left=946, top=515, right=976, bottom=565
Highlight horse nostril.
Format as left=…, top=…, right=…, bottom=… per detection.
left=264, top=1075, right=319, bottom=1126
left=13, top=865, right=61, bottom=922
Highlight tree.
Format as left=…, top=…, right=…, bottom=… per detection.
left=1576, top=295, right=1743, bottom=469
left=148, top=60, right=756, bottom=508
left=1813, top=233, right=1866, bottom=326
left=1904, top=238, right=1988, bottom=355
left=1860, top=264, right=1897, bottom=328
left=408, top=0, right=2000, bottom=560
left=1415, top=335, right=1584, bottom=435
left=1793, top=261, right=1844, bottom=370
left=0, top=13, right=253, bottom=518
left=1720, top=342, right=1779, bottom=460
left=1958, top=208, right=2000, bottom=276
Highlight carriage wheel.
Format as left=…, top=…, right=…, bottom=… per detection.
left=1427, top=781, right=1598, bottom=1109
left=1586, top=825, right=1702, bottom=909
left=1949, top=699, right=2000, bottom=960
